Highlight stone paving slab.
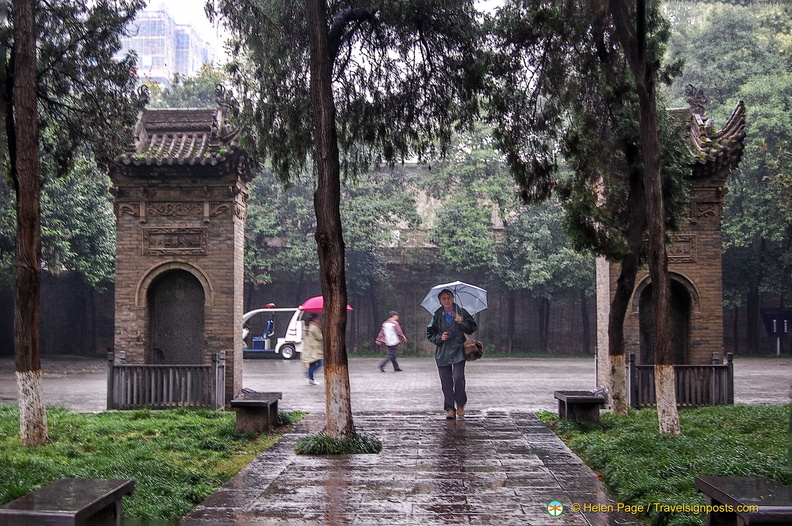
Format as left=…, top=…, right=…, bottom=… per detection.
left=182, top=411, right=646, bottom=526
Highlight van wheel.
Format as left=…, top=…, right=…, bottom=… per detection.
left=281, top=344, right=296, bottom=360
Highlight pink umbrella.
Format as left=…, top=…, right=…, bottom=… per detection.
left=298, top=296, right=353, bottom=312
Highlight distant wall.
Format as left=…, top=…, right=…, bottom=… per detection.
left=0, top=260, right=785, bottom=358
left=0, top=272, right=114, bottom=356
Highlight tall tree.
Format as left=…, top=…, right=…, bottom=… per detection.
left=609, top=0, right=680, bottom=434
left=488, top=0, right=687, bottom=429
left=245, top=166, right=420, bottom=348
left=1, top=0, right=146, bottom=444
left=244, top=171, right=320, bottom=304
left=209, top=0, right=486, bottom=437
left=147, top=65, right=231, bottom=109
left=11, top=0, right=47, bottom=446
left=497, top=200, right=595, bottom=354
left=430, top=193, right=498, bottom=280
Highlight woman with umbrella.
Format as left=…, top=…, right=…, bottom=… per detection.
left=425, top=287, right=478, bottom=419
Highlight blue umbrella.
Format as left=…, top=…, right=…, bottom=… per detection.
left=420, top=281, right=488, bottom=315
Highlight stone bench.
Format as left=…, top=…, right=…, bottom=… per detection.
left=553, top=390, right=606, bottom=423
left=230, top=390, right=282, bottom=434
left=0, top=477, right=134, bottom=526
left=695, top=475, right=792, bottom=526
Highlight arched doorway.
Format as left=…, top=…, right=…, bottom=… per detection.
left=638, top=279, right=692, bottom=365
left=147, top=269, right=205, bottom=364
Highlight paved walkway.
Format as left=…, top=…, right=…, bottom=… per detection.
left=179, top=356, right=789, bottom=525
left=182, top=411, right=645, bottom=525
left=1, top=355, right=789, bottom=525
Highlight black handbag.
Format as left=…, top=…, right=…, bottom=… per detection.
left=463, top=333, right=483, bottom=361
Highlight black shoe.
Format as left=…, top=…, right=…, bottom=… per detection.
left=379, top=365, right=385, bottom=372
left=394, top=368, right=403, bottom=372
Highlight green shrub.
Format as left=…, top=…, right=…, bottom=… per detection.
left=295, top=432, right=382, bottom=455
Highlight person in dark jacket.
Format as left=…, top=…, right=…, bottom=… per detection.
left=426, top=288, right=477, bottom=419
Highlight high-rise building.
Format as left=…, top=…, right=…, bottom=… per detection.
left=118, top=8, right=211, bottom=89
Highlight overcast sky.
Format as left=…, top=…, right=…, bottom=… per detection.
left=144, top=0, right=227, bottom=60
left=143, top=0, right=505, bottom=63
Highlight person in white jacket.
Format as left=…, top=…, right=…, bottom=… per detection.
left=376, top=311, right=407, bottom=372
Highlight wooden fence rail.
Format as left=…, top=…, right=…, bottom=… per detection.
left=107, top=351, right=225, bottom=410
left=628, top=352, right=733, bottom=409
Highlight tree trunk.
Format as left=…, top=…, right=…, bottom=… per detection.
left=746, top=283, right=760, bottom=355
left=580, top=288, right=590, bottom=355
left=616, top=0, right=680, bottom=435
left=306, top=0, right=355, bottom=438
left=607, top=161, right=646, bottom=416
left=539, top=297, right=550, bottom=353
left=12, top=0, right=49, bottom=446
left=608, top=254, right=639, bottom=416
left=732, top=306, right=738, bottom=354
left=506, top=290, right=515, bottom=355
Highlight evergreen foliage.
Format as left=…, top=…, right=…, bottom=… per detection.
left=0, top=0, right=146, bottom=289
left=540, top=404, right=790, bottom=526
left=6, top=0, right=149, bottom=172
left=664, top=2, right=792, bottom=350
left=207, top=0, right=488, bottom=182
left=0, top=405, right=304, bottom=521
left=146, top=65, right=232, bottom=109
left=488, top=0, right=689, bottom=260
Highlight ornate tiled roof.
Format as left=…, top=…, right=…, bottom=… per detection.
left=684, top=84, right=746, bottom=180
left=113, top=88, right=251, bottom=181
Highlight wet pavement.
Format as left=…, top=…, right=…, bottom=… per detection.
left=2, top=355, right=789, bottom=413
left=182, top=411, right=645, bottom=525
left=1, top=355, right=790, bottom=525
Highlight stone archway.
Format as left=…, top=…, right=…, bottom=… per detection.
left=109, top=101, right=254, bottom=403
left=595, top=89, right=745, bottom=390
left=637, top=276, right=696, bottom=365
left=147, top=269, right=205, bottom=364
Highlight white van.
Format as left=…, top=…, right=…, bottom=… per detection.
left=273, top=309, right=306, bottom=359
left=242, top=307, right=303, bottom=359
left=243, top=296, right=346, bottom=359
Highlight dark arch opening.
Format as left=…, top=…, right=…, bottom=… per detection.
left=147, top=269, right=205, bottom=364
left=639, top=280, right=692, bottom=365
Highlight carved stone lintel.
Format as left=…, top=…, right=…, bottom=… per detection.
left=210, top=203, right=230, bottom=218
left=147, top=202, right=203, bottom=217
left=694, top=188, right=722, bottom=202
left=118, top=203, right=139, bottom=218
left=693, top=202, right=720, bottom=223
left=144, top=228, right=208, bottom=255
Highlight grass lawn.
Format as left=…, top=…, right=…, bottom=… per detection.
left=538, top=404, right=791, bottom=526
left=0, top=405, right=303, bottom=522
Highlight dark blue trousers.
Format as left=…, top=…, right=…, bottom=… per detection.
left=438, top=361, right=466, bottom=411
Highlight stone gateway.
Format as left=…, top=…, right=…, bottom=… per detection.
left=108, top=94, right=253, bottom=404
left=596, top=87, right=746, bottom=389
